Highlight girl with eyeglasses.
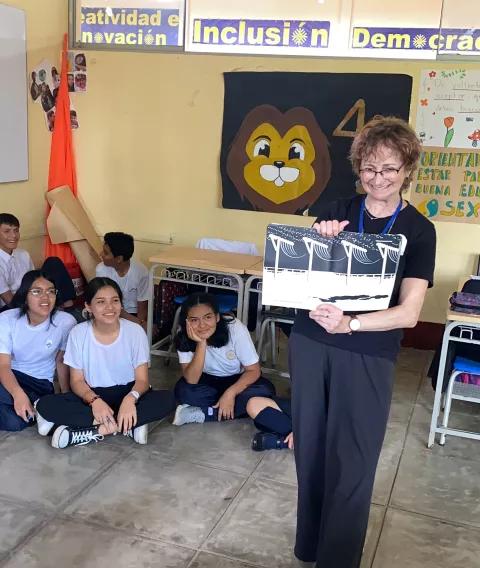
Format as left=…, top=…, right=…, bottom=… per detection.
left=0, top=270, right=76, bottom=431
left=35, top=277, right=174, bottom=449
left=290, top=116, right=437, bottom=568
left=172, top=292, right=276, bottom=428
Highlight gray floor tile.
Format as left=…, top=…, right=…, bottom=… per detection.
left=372, top=509, right=480, bottom=568
left=0, top=433, right=120, bottom=509
left=148, top=418, right=262, bottom=475
left=372, top=423, right=407, bottom=506
left=360, top=505, right=385, bottom=568
left=204, top=477, right=297, bottom=568
left=392, top=369, right=422, bottom=403
left=190, top=552, right=257, bottom=567
left=395, top=348, right=431, bottom=375
left=0, top=499, right=46, bottom=558
left=254, top=449, right=296, bottom=486
left=387, top=399, right=415, bottom=425
left=407, top=403, right=480, bottom=462
left=65, top=452, right=246, bottom=548
left=391, top=447, right=480, bottom=527
left=3, top=519, right=194, bottom=568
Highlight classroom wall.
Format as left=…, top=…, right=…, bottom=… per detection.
left=4, top=1, right=480, bottom=323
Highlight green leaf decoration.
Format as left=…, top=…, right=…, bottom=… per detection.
left=444, top=128, right=454, bottom=147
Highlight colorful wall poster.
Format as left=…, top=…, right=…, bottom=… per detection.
left=410, top=146, right=480, bottom=224
left=262, top=224, right=405, bottom=312
left=416, top=69, right=480, bottom=150
left=221, top=72, right=412, bottom=216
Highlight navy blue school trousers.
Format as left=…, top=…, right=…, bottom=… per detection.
left=174, top=373, right=275, bottom=419
left=289, top=332, right=394, bottom=568
left=36, top=382, right=175, bottom=428
left=0, top=370, right=53, bottom=431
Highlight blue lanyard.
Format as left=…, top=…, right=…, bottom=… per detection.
left=358, top=197, right=402, bottom=235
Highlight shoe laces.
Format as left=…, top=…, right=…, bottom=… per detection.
left=71, top=429, right=104, bottom=446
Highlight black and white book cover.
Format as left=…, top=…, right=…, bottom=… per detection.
left=263, top=224, right=406, bottom=311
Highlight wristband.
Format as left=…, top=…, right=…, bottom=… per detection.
left=87, top=395, right=100, bottom=406
left=128, top=390, right=140, bottom=403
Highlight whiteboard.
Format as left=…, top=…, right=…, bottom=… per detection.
left=0, top=4, right=28, bottom=183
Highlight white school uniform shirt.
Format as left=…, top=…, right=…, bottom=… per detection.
left=64, top=319, right=150, bottom=388
left=177, top=319, right=259, bottom=377
left=0, top=308, right=76, bottom=382
left=0, top=248, right=34, bottom=308
left=95, top=259, right=150, bottom=315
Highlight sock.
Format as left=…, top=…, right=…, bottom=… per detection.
left=202, top=406, right=219, bottom=422
left=253, top=407, right=292, bottom=437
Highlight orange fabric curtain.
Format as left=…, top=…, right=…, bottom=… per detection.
left=45, top=33, right=78, bottom=265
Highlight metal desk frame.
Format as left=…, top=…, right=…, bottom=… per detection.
left=428, top=318, right=480, bottom=447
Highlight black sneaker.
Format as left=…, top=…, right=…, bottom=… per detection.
left=51, top=425, right=104, bottom=449
left=251, top=432, right=289, bottom=452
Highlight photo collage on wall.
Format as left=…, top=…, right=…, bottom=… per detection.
left=29, top=52, right=87, bottom=132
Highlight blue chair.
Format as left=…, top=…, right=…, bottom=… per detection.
left=440, top=356, right=480, bottom=445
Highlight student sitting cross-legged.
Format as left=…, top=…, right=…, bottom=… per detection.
left=0, top=270, right=76, bottom=432
left=96, top=232, right=150, bottom=331
left=35, top=277, right=174, bottom=449
left=172, top=292, right=275, bottom=426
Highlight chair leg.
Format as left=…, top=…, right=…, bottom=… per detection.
left=440, top=370, right=460, bottom=445
left=165, top=306, right=181, bottom=366
left=270, top=321, right=276, bottom=366
left=257, top=318, right=271, bottom=363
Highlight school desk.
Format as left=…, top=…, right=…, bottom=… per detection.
left=146, top=246, right=262, bottom=359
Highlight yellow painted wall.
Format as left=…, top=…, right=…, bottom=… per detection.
left=4, top=1, right=480, bottom=323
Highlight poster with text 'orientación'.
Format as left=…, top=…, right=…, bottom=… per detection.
left=412, top=68, right=480, bottom=224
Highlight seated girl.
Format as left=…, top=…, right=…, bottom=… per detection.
left=247, top=396, right=294, bottom=451
left=0, top=270, right=76, bottom=431
left=35, top=277, right=174, bottom=449
left=172, top=292, right=275, bottom=426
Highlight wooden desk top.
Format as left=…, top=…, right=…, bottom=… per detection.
left=149, top=246, right=263, bottom=275
left=446, top=308, right=480, bottom=325
left=245, top=259, right=264, bottom=277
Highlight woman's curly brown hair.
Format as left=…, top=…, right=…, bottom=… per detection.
left=350, top=115, right=422, bottom=191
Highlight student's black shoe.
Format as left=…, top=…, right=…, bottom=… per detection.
left=51, top=425, right=104, bottom=449
left=251, top=431, right=288, bottom=452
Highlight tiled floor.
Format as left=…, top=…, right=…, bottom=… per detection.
left=1, top=348, right=480, bottom=568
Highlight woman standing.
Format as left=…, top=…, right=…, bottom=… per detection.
left=0, top=270, right=75, bottom=431
left=36, top=277, right=174, bottom=448
left=290, top=116, right=436, bottom=568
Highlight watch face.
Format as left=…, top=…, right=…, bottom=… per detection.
left=350, top=317, right=361, bottom=331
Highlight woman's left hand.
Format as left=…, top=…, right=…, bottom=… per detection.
left=309, top=304, right=349, bottom=334
left=213, top=389, right=236, bottom=421
left=117, top=396, right=138, bottom=433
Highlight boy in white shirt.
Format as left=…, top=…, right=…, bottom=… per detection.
left=0, top=213, right=77, bottom=313
left=0, top=214, right=34, bottom=309
left=95, top=232, right=149, bottom=330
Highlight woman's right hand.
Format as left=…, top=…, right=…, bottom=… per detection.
left=313, top=220, right=350, bottom=238
left=186, top=321, right=205, bottom=343
left=91, top=398, right=117, bottom=434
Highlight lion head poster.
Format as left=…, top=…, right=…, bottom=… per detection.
left=221, top=72, right=412, bottom=216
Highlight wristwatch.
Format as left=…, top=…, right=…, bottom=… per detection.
left=128, top=390, right=140, bottom=403
left=348, top=316, right=361, bottom=333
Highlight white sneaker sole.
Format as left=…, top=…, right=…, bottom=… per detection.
left=172, top=404, right=189, bottom=426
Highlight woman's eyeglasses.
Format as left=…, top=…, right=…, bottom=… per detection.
left=29, top=288, right=58, bottom=297
left=359, top=165, right=403, bottom=181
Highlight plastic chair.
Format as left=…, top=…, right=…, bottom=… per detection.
left=440, top=356, right=480, bottom=445
left=256, top=307, right=295, bottom=371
